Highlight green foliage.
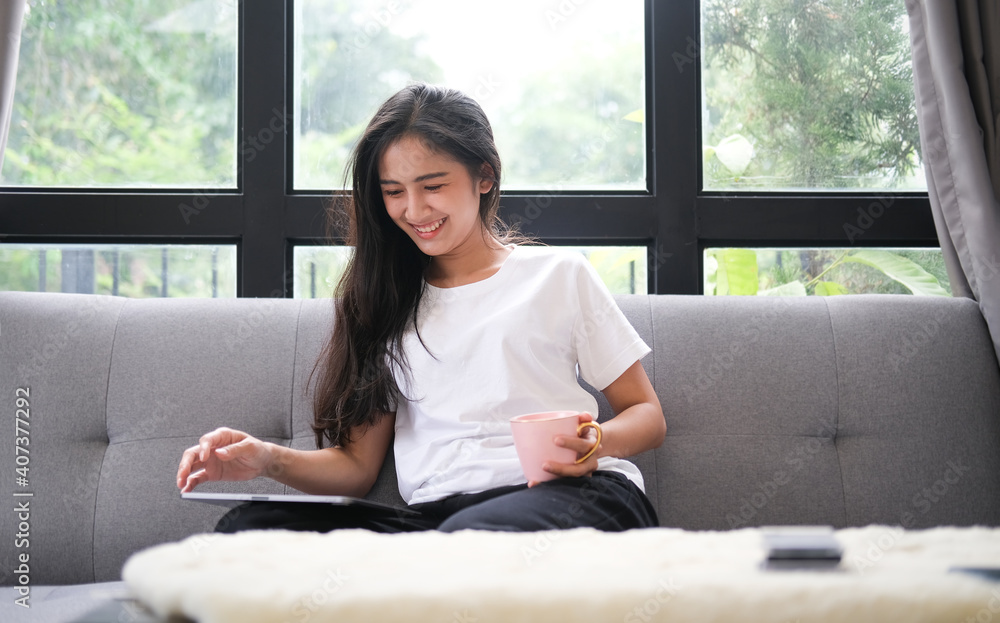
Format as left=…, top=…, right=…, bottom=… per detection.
left=841, top=249, right=950, bottom=296
left=702, top=0, right=922, bottom=189
left=3, top=0, right=237, bottom=187
left=294, top=0, right=444, bottom=189
left=0, top=246, right=237, bottom=298
left=707, top=248, right=759, bottom=295
left=814, top=281, right=849, bottom=296
left=706, top=248, right=951, bottom=297
left=0, top=249, right=43, bottom=291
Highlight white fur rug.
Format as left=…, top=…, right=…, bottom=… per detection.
left=123, top=526, right=1000, bottom=623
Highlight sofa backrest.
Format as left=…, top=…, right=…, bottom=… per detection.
left=1, top=291, right=999, bottom=585
left=623, top=294, right=1000, bottom=533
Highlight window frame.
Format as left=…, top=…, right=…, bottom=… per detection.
left=0, top=0, right=936, bottom=297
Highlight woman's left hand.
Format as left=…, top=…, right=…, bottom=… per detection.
left=529, top=412, right=602, bottom=487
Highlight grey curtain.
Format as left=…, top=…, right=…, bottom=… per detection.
left=0, top=0, right=25, bottom=172
left=906, top=0, right=1000, bottom=359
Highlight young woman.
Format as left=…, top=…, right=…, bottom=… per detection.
left=176, top=83, right=666, bottom=533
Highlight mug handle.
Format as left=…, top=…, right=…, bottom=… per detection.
left=574, top=421, right=603, bottom=464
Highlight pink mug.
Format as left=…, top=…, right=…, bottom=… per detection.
left=510, top=411, right=602, bottom=483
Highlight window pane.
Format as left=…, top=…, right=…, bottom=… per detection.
left=522, top=246, right=649, bottom=295
left=701, top=0, right=925, bottom=191
left=293, top=245, right=353, bottom=299
left=0, top=244, right=237, bottom=297
left=704, top=248, right=951, bottom=296
left=293, top=245, right=648, bottom=298
left=293, top=0, right=645, bottom=191
left=1, top=1, right=238, bottom=188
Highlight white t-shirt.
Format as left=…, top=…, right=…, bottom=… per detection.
left=392, top=246, right=652, bottom=505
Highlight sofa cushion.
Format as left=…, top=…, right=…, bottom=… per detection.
left=827, top=295, right=1000, bottom=527
left=648, top=294, right=1000, bottom=530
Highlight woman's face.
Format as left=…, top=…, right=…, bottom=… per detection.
left=379, top=135, right=493, bottom=259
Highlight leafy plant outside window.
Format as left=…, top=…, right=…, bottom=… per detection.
left=705, top=248, right=951, bottom=296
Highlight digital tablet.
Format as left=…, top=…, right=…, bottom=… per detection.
left=181, top=491, right=421, bottom=516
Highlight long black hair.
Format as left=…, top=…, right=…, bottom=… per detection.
left=309, top=83, right=513, bottom=448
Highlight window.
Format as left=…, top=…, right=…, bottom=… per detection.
left=704, top=247, right=949, bottom=296
left=293, top=0, right=646, bottom=191
left=0, top=1, right=939, bottom=299
left=0, top=244, right=237, bottom=297
left=695, top=0, right=938, bottom=298
left=292, top=245, right=649, bottom=299
left=701, top=0, right=923, bottom=191
left=292, top=245, right=351, bottom=299
left=2, top=0, right=238, bottom=188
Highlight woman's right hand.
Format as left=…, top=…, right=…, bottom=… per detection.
left=176, top=427, right=275, bottom=493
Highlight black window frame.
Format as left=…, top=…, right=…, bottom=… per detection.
left=0, top=0, right=936, bottom=298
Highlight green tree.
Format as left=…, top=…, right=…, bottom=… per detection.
left=702, top=0, right=921, bottom=189
left=2, top=0, right=236, bottom=187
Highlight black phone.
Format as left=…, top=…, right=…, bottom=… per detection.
left=950, top=567, right=1000, bottom=582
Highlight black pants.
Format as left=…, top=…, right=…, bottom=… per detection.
left=214, top=471, right=658, bottom=534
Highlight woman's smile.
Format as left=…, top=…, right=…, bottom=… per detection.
left=411, top=217, right=447, bottom=237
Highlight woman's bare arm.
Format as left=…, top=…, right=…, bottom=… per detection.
left=541, top=360, right=664, bottom=480
left=176, top=412, right=396, bottom=498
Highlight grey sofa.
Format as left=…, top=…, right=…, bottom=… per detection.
left=2, top=290, right=999, bottom=621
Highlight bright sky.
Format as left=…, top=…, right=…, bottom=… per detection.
left=377, top=0, right=643, bottom=109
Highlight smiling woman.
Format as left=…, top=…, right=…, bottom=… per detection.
left=177, top=83, right=665, bottom=535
